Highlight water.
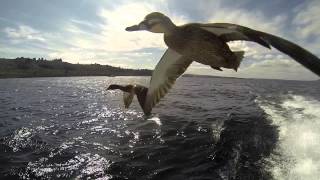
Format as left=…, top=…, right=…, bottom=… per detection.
left=0, top=76, right=319, bottom=180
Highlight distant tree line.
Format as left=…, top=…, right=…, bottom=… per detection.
left=0, top=57, right=152, bottom=78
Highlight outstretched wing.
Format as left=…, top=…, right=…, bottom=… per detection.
left=198, top=23, right=320, bottom=76
left=144, top=49, right=193, bottom=115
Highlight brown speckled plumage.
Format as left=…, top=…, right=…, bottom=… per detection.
left=164, top=25, right=238, bottom=68
left=122, top=12, right=320, bottom=115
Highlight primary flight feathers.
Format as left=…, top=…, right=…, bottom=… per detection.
left=198, top=23, right=320, bottom=76
left=108, top=12, right=320, bottom=115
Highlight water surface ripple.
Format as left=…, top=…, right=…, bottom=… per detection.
left=0, top=76, right=319, bottom=180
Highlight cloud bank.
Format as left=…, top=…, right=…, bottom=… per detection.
left=0, top=0, right=319, bottom=80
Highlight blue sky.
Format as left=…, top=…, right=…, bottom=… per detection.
left=0, top=0, right=319, bottom=80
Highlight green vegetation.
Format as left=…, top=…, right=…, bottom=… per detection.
left=0, top=57, right=152, bottom=78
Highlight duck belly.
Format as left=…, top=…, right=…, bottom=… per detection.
left=164, top=26, right=236, bottom=68
left=192, top=51, right=227, bottom=67
left=185, top=43, right=233, bottom=68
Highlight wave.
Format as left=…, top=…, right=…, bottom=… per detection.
left=258, top=94, right=320, bottom=180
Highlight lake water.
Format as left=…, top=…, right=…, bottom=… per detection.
left=0, top=76, right=319, bottom=180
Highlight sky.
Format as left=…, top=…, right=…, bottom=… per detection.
left=0, top=0, right=319, bottom=80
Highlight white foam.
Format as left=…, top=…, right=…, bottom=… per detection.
left=26, top=153, right=112, bottom=179
left=7, top=127, right=34, bottom=152
left=258, top=95, right=320, bottom=180
left=211, top=122, right=224, bottom=143
left=147, top=116, right=162, bottom=126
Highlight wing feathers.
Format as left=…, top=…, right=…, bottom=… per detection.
left=143, top=49, right=192, bottom=114
left=201, top=23, right=271, bottom=49
left=261, top=33, right=320, bottom=76
left=199, top=23, right=320, bottom=76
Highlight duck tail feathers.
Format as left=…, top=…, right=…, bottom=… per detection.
left=233, top=51, right=244, bottom=71
left=123, top=91, right=134, bottom=108
left=121, top=84, right=149, bottom=116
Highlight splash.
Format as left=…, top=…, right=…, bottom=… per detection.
left=258, top=95, right=320, bottom=180
left=147, top=116, right=162, bottom=126
left=3, top=127, right=47, bottom=152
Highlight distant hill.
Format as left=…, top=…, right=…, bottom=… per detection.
left=0, top=57, right=152, bottom=78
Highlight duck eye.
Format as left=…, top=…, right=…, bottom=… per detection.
left=147, top=19, right=161, bottom=27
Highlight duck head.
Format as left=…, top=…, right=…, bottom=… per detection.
left=125, top=12, right=176, bottom=34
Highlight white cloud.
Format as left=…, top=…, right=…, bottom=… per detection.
left=46, top=1, right=189, bottom=66
left=2, top=1, right=318, bottom=80
left=70, top=19, right=99, bottom=29
left=292, top=0, right=320, bottom=55
left=293, top=0, right=320, bottom=38
left=98, top=2, right=165, bottom=51
left=188, top=58, right=319, bottom=80
left=208, top=8, right=287, bottom=35
left=239, top=59, right=318, bottom=80
left=48, top=47, right=157, bottom=69
left=48, top=48, right=96, bottom=63
left=227, top=41, right=269, bottom=58
left=207, top=7, right=294, bottom=68
left=96, top=1, right=189, bottom=52
left=4, top=25, right=45, bottom=42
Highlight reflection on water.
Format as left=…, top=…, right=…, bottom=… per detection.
left=0, top=76, right=319, bottom=179
left=26, top=153, right=111, bottom=179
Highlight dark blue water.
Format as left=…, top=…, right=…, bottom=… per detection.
left=0, top=76, right=319, bottom=180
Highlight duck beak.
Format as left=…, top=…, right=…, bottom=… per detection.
left=125, top=21, right=147, bottom=31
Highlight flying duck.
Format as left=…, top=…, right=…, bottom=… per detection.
left=124, top=12, right=320, bottom=115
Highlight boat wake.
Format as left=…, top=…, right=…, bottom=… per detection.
left=258, top=94, right=320, bottom=180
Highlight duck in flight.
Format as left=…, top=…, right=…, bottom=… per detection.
left=110, top=12, right=320, bottom=115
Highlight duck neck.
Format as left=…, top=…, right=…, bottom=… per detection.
left=163, top=21, right=178, bottom=35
